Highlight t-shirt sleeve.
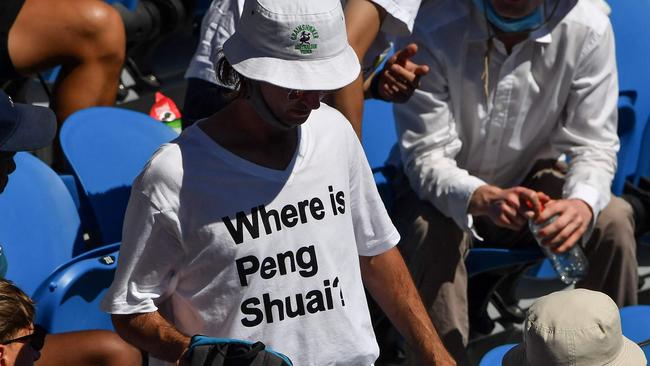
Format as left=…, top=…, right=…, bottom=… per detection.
left=370, top=0, right=422, bottom=36
left=101, top=189, right=185, bottom=314
left=346, top=126, right=401, bottom=257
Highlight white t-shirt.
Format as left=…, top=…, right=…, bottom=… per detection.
left=101, top=104, right=400, bottom=366
left=184, top=0, right=423, bottom=86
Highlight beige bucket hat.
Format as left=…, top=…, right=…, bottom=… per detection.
left=223, top=0, right=360, bottom=91
left=503, top=289, right=646, bottom=366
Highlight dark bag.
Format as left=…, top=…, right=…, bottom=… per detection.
left=187, top=336, right=293, bottom=366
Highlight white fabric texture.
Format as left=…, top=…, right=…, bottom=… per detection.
left=222, top=0, right=360, bottom=91
left=184, top=0, right=245, bottom=86
left=101, top=104, right=400, bottom=366
left=184, top=0, right=422, bottom=86
left=393, top=0, right=619, bottom=231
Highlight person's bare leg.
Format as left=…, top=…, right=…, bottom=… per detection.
left=8, top=0, right=126, bottom=123
left=37, top=330, right=142, bottom=366
left=8, top=0, right=125, bottom=169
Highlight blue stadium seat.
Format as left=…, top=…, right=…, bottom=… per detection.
left=608, top=0, right=650, bottom=192
left=642, top=341, right=650, bottom=362
left=635, top=117, right=650, bottom=183
left=104, top=0, right=138, bottom=10
left=613, top=92, right=646, bottom=194
left=478, top=343, right=516, bottom=366
left=32, top=243, right=119, bottom=333
left=620, top=305, right=650, bottom=343
left=361, top=99, right=398, bottom=172
left=466, top=248, right=542, bottom=277
left=60, top=107, right=178, bottom=245
left=0, top=153, right=85, bottom=296
left=362, top=99, right=400, bottom=212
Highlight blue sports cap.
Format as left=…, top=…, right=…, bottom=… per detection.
left=0, top=90, right=56, bottom=152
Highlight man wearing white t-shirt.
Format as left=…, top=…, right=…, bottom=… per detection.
left=101, top=1, right=454, bottom=365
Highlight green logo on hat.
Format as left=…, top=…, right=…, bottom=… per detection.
left=290, top=25, right=319, bottom=54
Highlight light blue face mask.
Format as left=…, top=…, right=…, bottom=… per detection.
left=473, top=0, right=544, bottom=33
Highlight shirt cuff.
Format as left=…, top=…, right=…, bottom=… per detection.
left=565, top=182, right=602, bottom=216
left=370, top=0, right=414, bottom=36
left=565, top=182, right=604, bottom=242
left=450, top=177, right=488, bottom=231
left=359, top=229, right=401, bottom=257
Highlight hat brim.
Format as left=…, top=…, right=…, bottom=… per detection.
left=0, top=103, right=57, bottom=152
left=223, top=30, right=361, bottom=91
left=502, top=337, right=647, bottom=366
left=609, top=338, right=647, bottom=366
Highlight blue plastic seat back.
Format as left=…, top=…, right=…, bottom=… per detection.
left=466, top=247, right=543, bottom=277
left=362, top=99, right=400, bottom=212
left=478, top=343, right=516, bottom=366
left=608, top=0, right=650, bottom=192
left=361, top=99, right=398, bottom=173
left=642, top=342, right=650, bottom=361
left=620, top=305, right=650, bottom=343
left=104, top=0, right=138, bottom=10
left=0, top=153, right=84, bottom=296
left=60, top=107, right=178, bottom=245
left=613, top=92, right=645, bottom=194
left=636, top=117, right=650, bottom=182
left=32, top=243, right=120, bottom=333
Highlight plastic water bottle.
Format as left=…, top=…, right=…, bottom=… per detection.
left=529, top=215, right=589, bottom=285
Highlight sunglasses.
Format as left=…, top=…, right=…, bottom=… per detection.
left=1, top=325, right=47, bottom=352
left=285, top=88, right=340, bottom=101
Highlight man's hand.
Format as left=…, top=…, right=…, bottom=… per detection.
left=468, top=185, right=543, bottom=230
left=374, top=43, right=430, bottom=103
left=534, top=199, right=593, bottom=253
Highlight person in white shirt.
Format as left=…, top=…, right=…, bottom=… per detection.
left=182, top=0, right=429, bottom=135
left=102, top=0, right=454, bottom=365
left=392, top=0, right=637, bottom=364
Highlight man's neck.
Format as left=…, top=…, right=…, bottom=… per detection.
left=495, top=30, right=529, bottom=54
left=199, top=99, right=298, bottom=171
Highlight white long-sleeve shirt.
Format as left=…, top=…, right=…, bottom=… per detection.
left=394, top=0, right=619, bottom=231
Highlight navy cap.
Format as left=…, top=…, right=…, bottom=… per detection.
left=0, top=90, right=56, bottom=152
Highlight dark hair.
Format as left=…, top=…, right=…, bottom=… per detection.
left=0, top=279, right=35, bottom=341
left=215, top=49, right=249, bottom=100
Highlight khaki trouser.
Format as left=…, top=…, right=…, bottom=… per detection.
left=393, top=161, right=638, bottom=365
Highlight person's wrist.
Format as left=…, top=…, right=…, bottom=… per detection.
left=468, top=184, right=496, bottom=216
left=176, top=335, right=196, bottom=364
left=568, top=198, right=594, bottom=223
left=369, top=71, right=390, bottom=101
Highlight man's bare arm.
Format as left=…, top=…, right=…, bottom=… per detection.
left=360, top=247, right=456, bottom=365
left=329, top=0, right=386, bottom=138
left=112, top=311, right=191, bottom=364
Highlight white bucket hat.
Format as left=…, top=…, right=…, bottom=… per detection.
left=503, top=289, right=646, bottom=366
left=222, top=0, right=360, bottom=91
